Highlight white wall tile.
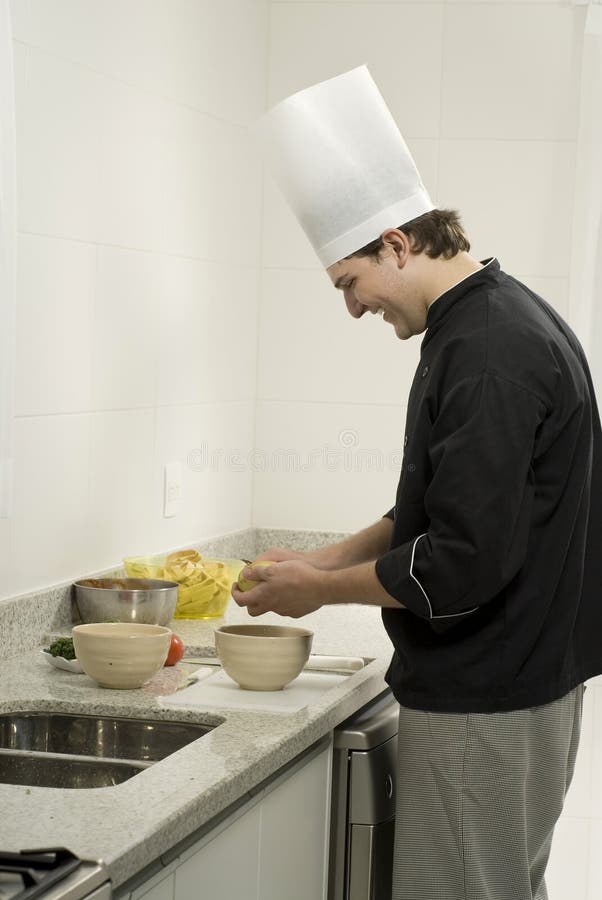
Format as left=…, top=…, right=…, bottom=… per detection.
left=20, top=49, right=264, bottom=257
left=161, top=107, right=262, bottom=265
left=261, top=139, right=439, bottom=271
left=587, top=819, right=602, bottom=900
left=156, top=257, right=259, bottom=407
left=546, top=816, right=590, bottom=900
left=7, top=0, right=267, bottom=600
left=257, top=267, right=421, bottom=405
left=25, top=0, right=174, bottom=102
left=9, top=0, right=30, bottom=43
left=437, top=139, right=576, bottom=278
left=269, top=2, right=444, bottom=138
left=92, top=247, right=161, bottom=411
left=253, top=400, right=404, bottom=531
left=95, top=81, right=167, bottom=252
left=8, top=415, right=93, bottom=598
left=590, top=685, right=602, bottom=818
left=26, top=0, right=125, bottom=73
left=12, top=41, right=27, bottom=196
left=442, top=3, right=583, bottom=140
left=88, top=409, right=156, bottom=568
left=26, top=0, right=268, bottom=126
left=153, top=0, right=269, bottom=126
left=0, top=519, right=10, bottom=578
left=152, top=401, right=255, bottom=552
left=19, top=49, right=103, bottom=241
left=16, top=235, right=96, bottom=416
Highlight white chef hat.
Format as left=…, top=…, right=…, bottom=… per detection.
left=252, top=65, right=434, bottom=268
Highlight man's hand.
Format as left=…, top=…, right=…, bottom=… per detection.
left=232, top=559, right=329, bottom=618
left=231, top=558, right=403, bottom=618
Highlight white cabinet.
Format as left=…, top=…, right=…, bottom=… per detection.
left=135, top=874, right=175, bottom=900
left=168, top=738, right=333, bottom=900
left=258, top=746, right=332, bottom=900
left=175, top=804, right=261, bottom=899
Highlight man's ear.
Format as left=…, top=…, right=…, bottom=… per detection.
left=380, top=228, right=408, bottom=266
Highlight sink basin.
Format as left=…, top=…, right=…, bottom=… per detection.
left=0, top=712, right=211, bottom=761
left=0, top=751, right=145, bottom=789
left=0, top=712, right=214, bottom=788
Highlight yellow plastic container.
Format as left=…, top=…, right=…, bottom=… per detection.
left=123, top=550, right=240, bottom=619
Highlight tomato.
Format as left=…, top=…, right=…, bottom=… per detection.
left=165, top=633, right=185, bottom=666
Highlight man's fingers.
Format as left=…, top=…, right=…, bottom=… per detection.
left=232, top=583, right=270, bottom=614
left=246, top=604, right=264, bottom=618
left=239, top=565, right=273, bottom=583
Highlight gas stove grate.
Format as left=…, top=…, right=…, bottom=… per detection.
left=0, top=849, right=81, bottom=900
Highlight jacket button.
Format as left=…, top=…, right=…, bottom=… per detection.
left=422, top=365, right=429, bottom=378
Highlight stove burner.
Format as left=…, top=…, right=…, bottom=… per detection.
left=0, top=849, right=81, bottom=900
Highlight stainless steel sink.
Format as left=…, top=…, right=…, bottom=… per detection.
left=0, top=712, right=211, bottom=761
left=0, top=751, right=146, bottom=789
left=0, top=712, right=214, bottom=789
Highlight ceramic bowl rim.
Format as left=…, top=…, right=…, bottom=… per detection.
left=72, top=623, right=172, bottom=638
left=216, top=624, right=313, bottom=640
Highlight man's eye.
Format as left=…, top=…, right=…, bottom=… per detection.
left=345, top=279, right=355, bottom=290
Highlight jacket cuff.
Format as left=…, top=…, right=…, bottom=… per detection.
left=382, top=507, right=395, bottom=521
left=375, top=534, right=478, bottom=631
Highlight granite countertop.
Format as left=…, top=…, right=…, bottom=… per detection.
left=0, top=603, right=393, bottom=889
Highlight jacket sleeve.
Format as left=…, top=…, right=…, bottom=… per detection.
left=382, top=507, right=395, bottom=521
left=375, top=371, right=546, bottom=632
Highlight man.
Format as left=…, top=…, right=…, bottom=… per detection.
left=233, top=66, right=602, bottom=899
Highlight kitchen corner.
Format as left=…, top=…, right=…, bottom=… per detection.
left=0, top=540, right=393, bottom=893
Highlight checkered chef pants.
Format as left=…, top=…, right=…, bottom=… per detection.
left=392, top=685, right=584, bottom=900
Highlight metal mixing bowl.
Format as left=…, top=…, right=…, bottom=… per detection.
left=73, top=578, right=179, bottom=626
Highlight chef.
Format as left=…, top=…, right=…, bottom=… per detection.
left=232, top=66, right=602, bottom=900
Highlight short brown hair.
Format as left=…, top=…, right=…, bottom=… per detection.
left=347, top=209, right=470, bottom=260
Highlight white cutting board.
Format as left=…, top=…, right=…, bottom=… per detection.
left=160, top=668, right=349, bottom=714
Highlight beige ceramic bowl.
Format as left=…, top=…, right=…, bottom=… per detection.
left=214, top=624, right=313, bottom=691
left=72, top=622, right=172, bottom=689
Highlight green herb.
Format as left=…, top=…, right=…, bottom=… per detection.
left=45, top=637, right=76, bottom=660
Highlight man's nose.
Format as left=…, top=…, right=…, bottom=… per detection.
left=344, top=291, right=364, bottom=319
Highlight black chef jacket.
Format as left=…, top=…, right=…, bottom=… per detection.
left=375, top=258, right=602, bottom=713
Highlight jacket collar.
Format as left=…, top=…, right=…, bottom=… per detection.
left=422, top=258, right=501, bottom=348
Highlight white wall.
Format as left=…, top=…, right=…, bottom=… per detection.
left=258, top=3, right=600, bottom=899
left=1, top=0, right=268, bottom=598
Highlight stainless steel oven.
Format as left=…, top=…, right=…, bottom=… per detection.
left=328, top=689, right=398, bottom=900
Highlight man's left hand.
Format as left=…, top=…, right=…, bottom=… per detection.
left=231, top=560, right=330, bottom=618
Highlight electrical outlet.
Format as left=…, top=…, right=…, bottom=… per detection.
left=163, top=462, right=182, bottom=518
